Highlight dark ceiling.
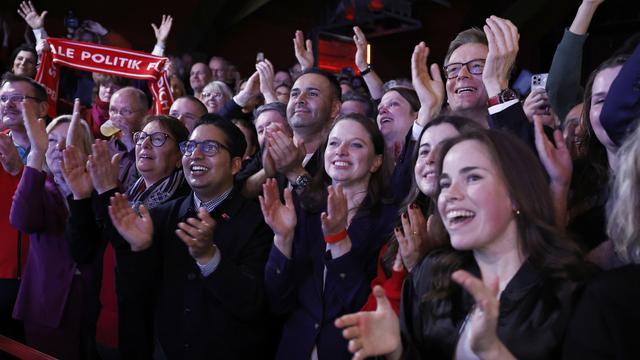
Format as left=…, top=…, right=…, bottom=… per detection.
left=1, top=0, right=639, bottom=83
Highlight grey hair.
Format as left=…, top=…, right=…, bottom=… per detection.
left=607, top=120, right=640, bottom=264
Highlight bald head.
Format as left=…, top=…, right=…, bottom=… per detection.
left=109, top=87, right=148, bottom=134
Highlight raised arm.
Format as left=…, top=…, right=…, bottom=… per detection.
left=257, top=59, right=279, bottom=104
left=151, top=15, right=173, bottom=56
left=353, top=26, right=384, bottom=100
left=547, top=0, right=605, bottom=121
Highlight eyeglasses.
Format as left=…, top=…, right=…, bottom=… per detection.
left=442, top=59, right=486, bottom=79
left=179, top=140, right=229, bottom=157
left=108, top=107, right=143, bottom=117
left=201, top=92, right=223, bottom=100
left=133, top=131, right=173, bottom=147
left=0, top=94, right=44, bottom=103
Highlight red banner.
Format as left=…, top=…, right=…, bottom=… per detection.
left=35, top=38, right=173, bottom=118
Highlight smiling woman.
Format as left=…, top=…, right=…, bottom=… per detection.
left=335, top=129, right=590, bottom=360
left=261, top=113, right=398, bottom=359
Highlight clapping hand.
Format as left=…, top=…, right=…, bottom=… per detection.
left=87, top=140, right=121, bottom=194
left=335, top=286, right=402, bottom=360
left=411, top=42, right=444, bottom=125
left=451, top=270, right=515, bottom=359
left=482, top=16, right=519, bottom=97
left=259, top=178, right=296, bottom=258
left=176, top=208, right=217, bottom=264
left=0, top=133, right=22, bottom=176
left=109, top=193, right=153, bottom=251
left=60, top=145, right=93, bottom=199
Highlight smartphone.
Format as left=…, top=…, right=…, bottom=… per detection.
left=256, top=52, right=265, bottom=64
left=531, top=73, right=548, bottom=91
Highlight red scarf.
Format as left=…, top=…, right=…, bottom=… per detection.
left=36, top=38, right=173, bottom=118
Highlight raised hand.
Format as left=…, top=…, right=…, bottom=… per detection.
left=534, top=115, right=572, bottom=227
left=21, top=101, right=47, bottom=170
left=234, top=71, right=260, bottom=107
left=176, top=208, right=217, bottom=264
left=451, top=270, right=515, bottom=360
left=81, top=20, right=108, bottom=36
left=60, top=145, right=93, bottom=199
left=0, top=133, right=22, bottom=176
left=256, top=58, right=278, bottom=103
left=321, top=184, right=348, bottom=236
left=482, top=16, right=520, bottom=97
left=66, top=98, right=84, bottom=149
left=334, top=286, right=402, bottom=360
left=151, top=14, right=173, bottom=44
left=523, top=88, right=554, bottom=123
left=293, top=30, right=314, bottom=70
left=322, top=184, right=352, bottom=257
left=259, top=178, right=296, bottom=258
left=109, top=193, right=153, bottom=251
left=87, top=140, right=120, bottom=194
left=394, top=205, right=435, bottom=272
left=17, top=1, right=47, bottom=30
left=352, top=26, right=369, bottom=71
left=533, top=115, right=572, bottom=188
left=411, top=42, right=445, bottom=125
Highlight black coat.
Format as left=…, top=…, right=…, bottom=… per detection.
left=400, top=253, right=583, bottom=359
left=563, top=264, right=640, bottom=360
left=129, top=189, right=273, bottom=359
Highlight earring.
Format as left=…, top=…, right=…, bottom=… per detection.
left=513, top=208, right=521, bottom=216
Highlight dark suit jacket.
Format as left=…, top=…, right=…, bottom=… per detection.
left=127, top=189, right=273, bottom=359
left=265, top=198, right=397, bottom=360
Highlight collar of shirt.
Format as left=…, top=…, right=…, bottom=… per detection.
left=193, top=187, right=233, bottom=213
left=9, top=132, right=29, bottom=164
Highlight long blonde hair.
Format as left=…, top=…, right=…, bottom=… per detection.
left=607, top=120, right=640, bottom=263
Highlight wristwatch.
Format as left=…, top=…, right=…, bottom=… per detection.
left=292, top=174, right=311, bottom=191
left=487, top=88, right=518, bottom=107
left=359, top=64, right=372, bottom=76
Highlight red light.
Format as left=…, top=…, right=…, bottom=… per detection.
left=369, top=0, right=384, bottom=11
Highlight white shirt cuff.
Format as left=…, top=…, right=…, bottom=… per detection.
left=196, top=246, right=221, bottom=277
left=487, top=99, right=519, bottom=115
left=411, top=122, right=425, bottom=141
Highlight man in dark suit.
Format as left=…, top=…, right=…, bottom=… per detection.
left=110, top=114, right=273, bottom=359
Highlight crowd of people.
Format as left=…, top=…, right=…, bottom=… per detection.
left=0, top=0, right=639, bottom=359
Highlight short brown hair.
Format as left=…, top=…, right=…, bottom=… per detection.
left=444, top=27, right=487, bottom=65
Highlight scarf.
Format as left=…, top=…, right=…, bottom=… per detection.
left=36, top=37, right=173, bottom=118
left=126, top=169, right=186, bottom=210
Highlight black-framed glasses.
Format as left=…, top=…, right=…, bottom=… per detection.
left=443, top=59, right=486, bottom=79
left=179, top=140, right=229, bottom=157
left=108, top=107, right=143, bottom=117
left=133, top=131, right=173, bottom=147
left=0, top=94, right=44, bottom=103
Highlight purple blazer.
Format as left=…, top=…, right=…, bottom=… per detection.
left=9, top=166, right=78, bottom=328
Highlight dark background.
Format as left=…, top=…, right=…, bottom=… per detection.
left=1, top=0, right=639, bottom=84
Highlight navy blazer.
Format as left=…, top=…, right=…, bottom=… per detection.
left=265, top=198, right=397, bottom=360
left=128, top=189, right=273, bottom=359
